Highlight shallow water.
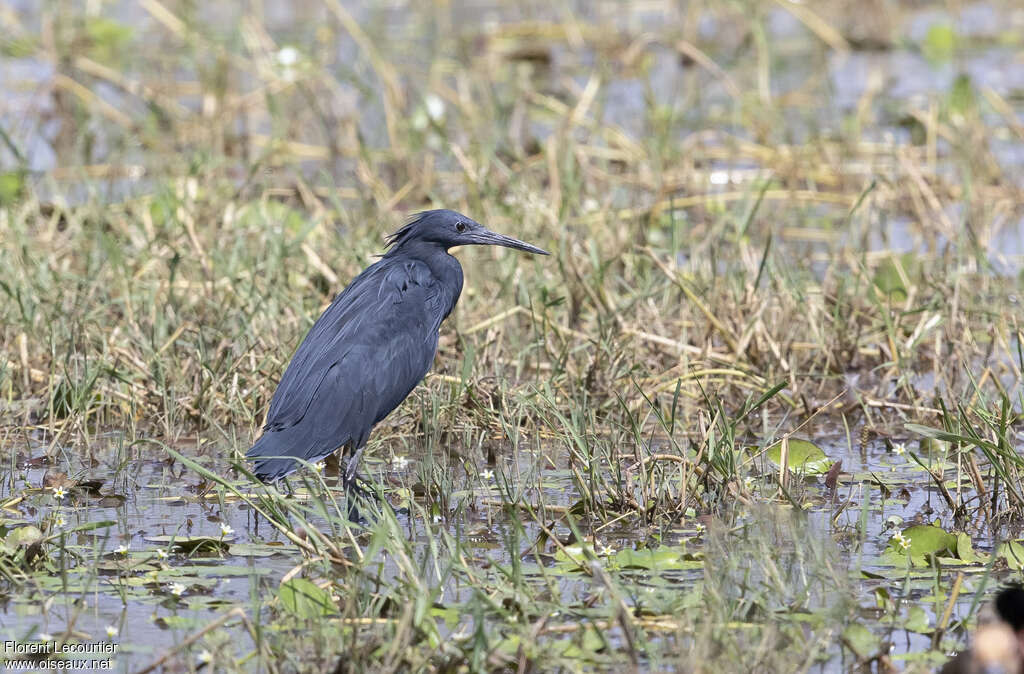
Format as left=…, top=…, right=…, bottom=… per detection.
left=1, top=420, right=1018, bottom=669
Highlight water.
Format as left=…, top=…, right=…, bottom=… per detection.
left=1, top=415, right=1015, bottom=669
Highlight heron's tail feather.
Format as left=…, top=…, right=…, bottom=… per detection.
left=246, top=432, right=313, bottom=483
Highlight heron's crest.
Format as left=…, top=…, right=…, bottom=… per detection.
left=383, top=211, right=430, bottom=252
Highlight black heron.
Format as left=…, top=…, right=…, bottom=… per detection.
left=246, top=209, right=548, bottom=486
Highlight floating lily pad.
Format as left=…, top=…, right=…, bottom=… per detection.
left=3, top=525, right=43, bottom=549
left=884, top=524, right=958, bottom=566
left=227, top=542, right=287, bottom=558
left=765, top=439, right=831, bottom=475
left=903, top=606, right=932, bottom=634
left=279, top=578, right=336, bottom=619
left=94, top=559, right=160, bottom=573
left=144, top=536, right=230, bottom=555
left=190, top=564, right=271, bottom=578
left=954, top=532, right=986, bottom=564
left=609, top=546, right=702, bottom=571
left=842, top=623, right=880, bottom=658
left=997, top=541, right=1024, bottom=570
left=553, top=544, right=593, bottom=569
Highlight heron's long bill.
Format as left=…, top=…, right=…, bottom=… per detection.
left=470, top=228, right=550, bottom=255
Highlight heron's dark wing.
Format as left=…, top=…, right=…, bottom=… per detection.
left=265, top=258, right=441, bottom=429
left=247, top=258, right=447, bottom=480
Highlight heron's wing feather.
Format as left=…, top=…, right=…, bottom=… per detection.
left=247, top=259, right=444, bottom=479
left=268, top=258, right=440, bottom=429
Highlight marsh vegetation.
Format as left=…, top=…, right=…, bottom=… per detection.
left=2, top=0, right=1024, bottom=671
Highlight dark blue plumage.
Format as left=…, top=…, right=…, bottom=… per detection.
left=246, top=209, right=548, bottom=484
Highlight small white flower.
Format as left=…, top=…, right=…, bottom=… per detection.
left=198, top=650, right=213, bottom=664
left=424, top=93, right=446, bottom=122
left=892, top=442, right=907, bottom=456
left=219, top=523, right=234, bottom=537
left=275, top=46, right=300, bottom=82
left=169, top=582, right=186, bottom=596
left=709, top=170, right=730, bottom=186
left=52, top=486, right=67, bottom=499
left=694, top=522, right=706, bottom=536
left=743, top=476, right=755, bottom=491
left=115, top=544, right=129, bottom=555
left=312, top=462, right=324, bottom=473
left=391, top=456, right=409, bottom=469
left=276, top=46, right=299, bottom=67
left=892, top=531, right=912, bottom=551
left=598, top=543, right=615, bottom=557
left=38, top=633, right=52, bottom=642
left=53, top=514, right=66, bottom=527
left=105, top=625, right=117, bottom=638
left=155, top=548, right=169, bottom=560
left=479, top=469, right=495, bottom=481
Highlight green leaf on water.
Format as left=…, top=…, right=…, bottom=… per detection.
left=609, top=546, right=702, bottom=571
left=842, top=623, right=880, bottom=658
left=923, top=23, right=957, bottom=62
left=191, top=564, right=271, bottom=577
left=903, top=524, right=956, bottom=556
left=872, top=254, right=919, bottom=302
left=553, top=544, right=593, bottom=569
left=279, top=578, right=335, bottom=619
left=227, top=542, right=287, bottom=558
left=903, top=605, right=932, bottom=634
left=997, top=541, right=1024, bottom=570
left=4, top=525, right=43, bottom=548
left=154, top=615, right=207, bottom=631
left=63, top=520, right=117, bottom=534
left=144, top=536, right=230, bottom=555
left=886, top=524, right=957, bottom=566
left=954, top=532, right=987, bottom=564
left=0, top=170, right=26, bottom=205
left=766, top=438, right=831, bottom=475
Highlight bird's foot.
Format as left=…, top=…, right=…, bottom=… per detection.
left=342, top=472, right=380, bottom=522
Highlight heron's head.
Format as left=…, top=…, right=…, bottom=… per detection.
left=384, top=209, right=549, bottom=256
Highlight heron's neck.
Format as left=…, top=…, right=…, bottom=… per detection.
left=397, top=241, right=463, bottom=321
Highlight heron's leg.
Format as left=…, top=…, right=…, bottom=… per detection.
left=342, top=445, right=379, bottom=505
left=343, top=445, right=365, bottom=485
